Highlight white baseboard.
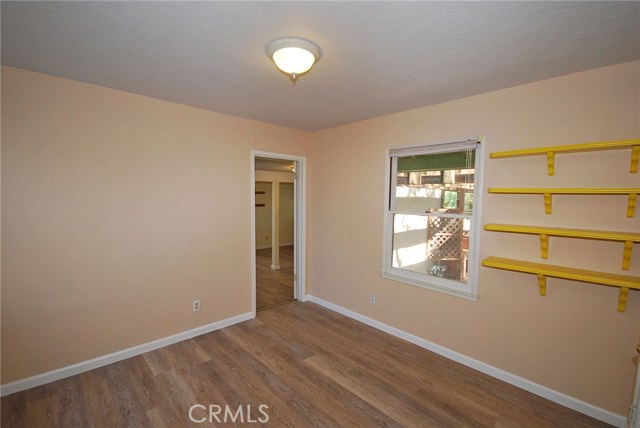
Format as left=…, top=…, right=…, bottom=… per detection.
left=0, top=311, right=254, bottom=397
left=306, top=295, right=626, bottom=428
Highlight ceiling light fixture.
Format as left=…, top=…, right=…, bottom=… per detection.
left=267, top=37, right=321, bottom=84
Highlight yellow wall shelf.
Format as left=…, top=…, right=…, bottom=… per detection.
left=482, top=256, right=640, bottom=312
left=489, top=139, right=640, bottom=176
left=487, top=188, right=639, bottom=217
left=484, top=224, right=640, bottom=270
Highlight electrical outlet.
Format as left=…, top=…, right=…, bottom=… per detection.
left=192, top=300, right=201, bottom=312
left=369, top=294, right=376, bottom=305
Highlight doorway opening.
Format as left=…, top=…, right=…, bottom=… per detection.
left=250, top=151, right=306, bottom=314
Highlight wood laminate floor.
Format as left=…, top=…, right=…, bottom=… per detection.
left=256, top=245, right=294, bottom=311
left=1, top=301, right=610, bottom=427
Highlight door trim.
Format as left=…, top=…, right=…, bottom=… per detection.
left=250, top=150, right=307, bottom=315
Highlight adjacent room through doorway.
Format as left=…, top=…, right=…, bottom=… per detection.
left=254, top=157, right=296, bottom=311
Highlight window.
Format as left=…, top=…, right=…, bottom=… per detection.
left=382, top=138, right=484, bottom=300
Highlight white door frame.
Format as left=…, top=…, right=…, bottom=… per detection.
left=250, top=150, right=307, bottom=316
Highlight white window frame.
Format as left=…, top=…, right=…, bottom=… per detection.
left=381, top=137, right=485, bottom=301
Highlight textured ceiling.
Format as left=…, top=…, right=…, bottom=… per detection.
left=2, top=1, right=639, bottom=131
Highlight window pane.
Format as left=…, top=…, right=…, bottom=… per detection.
left=395, top=166, right=475, bottom=214
left=392, top=214, right=470, bottom=283
left=397, top=150, right=476, bottom=171
left=385, top=141, right=481, bottom=297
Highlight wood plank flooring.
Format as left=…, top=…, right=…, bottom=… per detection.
left=1, top=301, right=611, bottom=427
left=256, top=245, right=294, bottom=311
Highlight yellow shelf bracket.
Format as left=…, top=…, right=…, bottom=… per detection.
left=631, top=145, right=639, bottom=174
left=618, top=287, right=629, bottom=312
left=539, top=234, right=549, bottom=259
left=628, top=193, right=637, bottom=218
left=543, top=193, right=552, bottom=214
left=623, top=241, right=634, bottom=270
left=546, top=151, right=555, bottom=176
left=537, top=274, right=547, bottom=296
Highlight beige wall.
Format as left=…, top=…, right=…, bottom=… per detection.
left=254, top=181, right=273, bottom=249
left=254, top=171, right=295, bottom=250
left=1, top=66, right=308, bottom=383
left=279, top=183, right=295, bottom=246
left=254, top=170, right=295, bottom=183
left=308, top=61, right=640, bottom=414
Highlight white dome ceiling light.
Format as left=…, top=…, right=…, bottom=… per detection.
left=267, top=37, right=321, bottom=84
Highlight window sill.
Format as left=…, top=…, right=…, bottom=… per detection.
left=381, top=271, right=479, bottom=302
